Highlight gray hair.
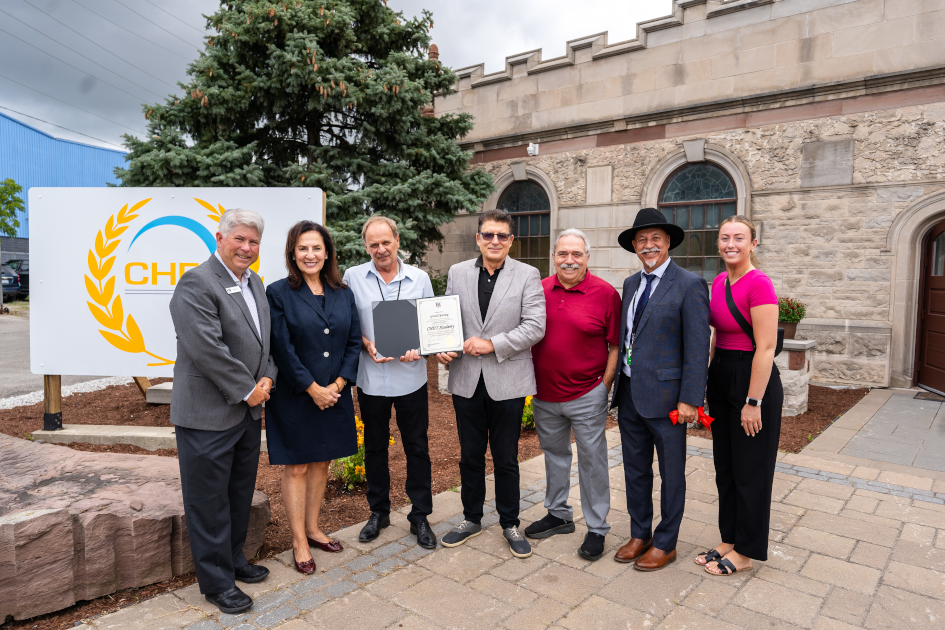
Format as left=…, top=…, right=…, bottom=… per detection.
left=554, top=228, right=590, bottom=255
left=219, top=208, right=265, bottom=238
left=361, top=215, right=400, bottom=242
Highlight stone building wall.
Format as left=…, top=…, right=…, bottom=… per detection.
left=427, top=0, right=945, bottom=388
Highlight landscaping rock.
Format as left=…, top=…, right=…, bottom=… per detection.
left=0, top=433, right=270, bottom=620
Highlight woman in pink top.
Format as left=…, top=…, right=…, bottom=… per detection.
left=696, top=216, right=783, bottom=576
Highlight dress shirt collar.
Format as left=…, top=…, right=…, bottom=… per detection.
left=551, top=270, right=591, bottom=294
left=366, top=257, right=414, bottom=285
left=214, top=250, right=252, bottom=284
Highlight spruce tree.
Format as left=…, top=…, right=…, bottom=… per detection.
left=116, top=0, right=493, bottom=268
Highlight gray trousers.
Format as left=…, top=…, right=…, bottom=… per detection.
left=533, top=381, right=611, bottom=535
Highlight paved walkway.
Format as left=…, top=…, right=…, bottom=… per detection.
left=79, top=392, right=945, bottom=630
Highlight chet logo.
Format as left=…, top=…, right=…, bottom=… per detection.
left=85, top=197, right=261, bottom=367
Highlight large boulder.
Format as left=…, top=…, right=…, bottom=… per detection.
left=0, top=434, right=270, bottom=621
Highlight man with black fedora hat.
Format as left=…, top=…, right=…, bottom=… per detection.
left=610, top=207, right=710, bottom=571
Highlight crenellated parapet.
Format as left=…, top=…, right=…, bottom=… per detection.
left=452, top=0, right=765, bottom=86
left=439, top=0, right=945, bottom=149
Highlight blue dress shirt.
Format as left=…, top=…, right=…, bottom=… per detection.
left=343, top=258, right=434, bottom=397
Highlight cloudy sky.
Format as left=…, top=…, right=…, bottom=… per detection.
left=0, top=0, right=671, bottom=151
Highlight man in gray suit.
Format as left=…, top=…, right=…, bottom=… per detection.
left=169, top=208, right=278, bottom=614
left=435, top=209, right=546, bottom=559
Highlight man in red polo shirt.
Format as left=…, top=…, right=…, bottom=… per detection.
left=525, top=229, right=621, bottom=560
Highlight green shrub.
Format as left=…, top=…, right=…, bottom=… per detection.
left=429, top=269, right=448, bottom=296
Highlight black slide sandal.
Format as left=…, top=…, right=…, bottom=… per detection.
left=695, top=549, right=723, bottom=566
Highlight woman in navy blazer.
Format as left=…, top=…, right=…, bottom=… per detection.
left=266, top=221, right=360, bottom=574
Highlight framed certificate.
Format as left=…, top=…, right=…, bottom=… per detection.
left=416, top=295, right=465, bottom=355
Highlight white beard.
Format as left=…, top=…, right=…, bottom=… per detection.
left=644, top=258, right=658, bottom=269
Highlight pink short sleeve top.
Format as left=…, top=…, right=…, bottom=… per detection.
left=710, top=270, right=778, bottom=351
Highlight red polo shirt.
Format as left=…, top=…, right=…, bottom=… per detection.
left=531, top=271, right=622, bottom=403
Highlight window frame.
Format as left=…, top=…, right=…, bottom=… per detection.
left=657, top=162, right=738, bottom=282
left=497, top=180, right=552, bottom=277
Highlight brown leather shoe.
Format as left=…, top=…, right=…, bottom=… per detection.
left=614, top=537, right=652, bottom=563
left=634, top=546, right=676, bottom=571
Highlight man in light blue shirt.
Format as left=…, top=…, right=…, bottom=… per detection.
left=342, top=216, right=436, bottom=549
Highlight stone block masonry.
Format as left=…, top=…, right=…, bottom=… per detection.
left=776, top=339, right=817, bottom=415
left=0, top=433, right=270, bottom=620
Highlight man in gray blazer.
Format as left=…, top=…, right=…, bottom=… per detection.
left=435, top=209, right=546, bottom=559
left=169, top=208, right=278, bottom=614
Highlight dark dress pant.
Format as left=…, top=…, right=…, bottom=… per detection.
left=706, top=349, right=783, bottom=560
left=176, top=410, right=260, bottom=594
left=617, top=376, right=688, bottom=551
left=452, top=374, right=526, bottom=529
left=358, top=383, right=433, bottom=524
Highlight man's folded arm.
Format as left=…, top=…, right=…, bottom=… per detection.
left=169, top=272, right=257, bottom=404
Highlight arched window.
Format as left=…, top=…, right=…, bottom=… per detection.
left=497, top=180, right=551, bottom=276
left=658, top=163, right=737, bottom=281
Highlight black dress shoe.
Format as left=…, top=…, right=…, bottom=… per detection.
left=205, top=586, right=253, bottom=614
left=410, top=519, right=437, bottom=549
left=359, top=512, right=390, bottom=542
left=234, top=563, right=270, bottom=583
left=578, top=532, right=606, bottom=561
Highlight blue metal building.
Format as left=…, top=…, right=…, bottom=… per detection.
left=0, top=111, right=126, bottom=238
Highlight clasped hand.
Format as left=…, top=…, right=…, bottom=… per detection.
left=306, top=381, right=340, bottom=411
left=247, top=377, right=273, bottom=407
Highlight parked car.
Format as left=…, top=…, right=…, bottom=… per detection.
left=6, top=259, right=28, bottom=298
left=1, top=265, right=20, bottom=301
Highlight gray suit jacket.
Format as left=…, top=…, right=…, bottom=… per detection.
left=169, top=255, right=278, bottom=431
left=446, top=256, right=546, bottom=400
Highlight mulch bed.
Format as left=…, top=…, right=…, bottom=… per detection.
left=686, top=385, right=870, bottom=452
left=0, top=362, right=546, bottom=629
left=0, top=366, right=860, bottom=629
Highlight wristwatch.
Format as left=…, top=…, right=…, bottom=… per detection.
left=746, top=397, right=762, bottom=407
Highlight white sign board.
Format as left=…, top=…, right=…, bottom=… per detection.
left=29, top=188, right=322, bottom=377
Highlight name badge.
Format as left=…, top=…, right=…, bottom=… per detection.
left=226, top=286, right=242, bottom=294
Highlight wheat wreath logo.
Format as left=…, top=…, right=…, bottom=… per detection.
left=85, top=197, right=257, bottom=367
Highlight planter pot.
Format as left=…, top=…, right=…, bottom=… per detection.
left=780, top=322, right=798, bottom=339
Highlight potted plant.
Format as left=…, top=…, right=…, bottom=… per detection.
left=778, top=297, right=806, bottom=339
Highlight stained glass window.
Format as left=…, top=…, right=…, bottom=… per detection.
left=498, top=181, right=551, bottom=276
left=661, top=163, right=736, bottom=203
left=659, top=163, right=737, bottom=281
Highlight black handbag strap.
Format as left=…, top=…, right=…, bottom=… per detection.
left=725, top=277, right=756, bottom=350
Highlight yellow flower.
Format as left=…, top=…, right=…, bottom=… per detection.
left=388, top=436, right=395, bottom=446
left=525, top=396, right=533, bottom=406
left=357, top=435, right=364, bottom=446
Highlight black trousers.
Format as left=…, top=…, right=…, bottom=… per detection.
left=452, top=374, right=526, bottom=529
left=706, top=349, right=784, bottom=561
left=617, top=376, right=688, bottom=551
left=176, top=411, right=260, bottom=594
left=358, top=384, right=433, bottom=524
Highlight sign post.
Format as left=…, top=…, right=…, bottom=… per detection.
left=42, top=374, right=62, bottom=430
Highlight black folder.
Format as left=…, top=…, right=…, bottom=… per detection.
left=372, top=299, right=420, bottom=359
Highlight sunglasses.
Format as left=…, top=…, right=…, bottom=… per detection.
left=478, top=232, right=512, bottom=243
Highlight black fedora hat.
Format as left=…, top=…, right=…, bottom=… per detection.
left=617, top=207, right=685, bottom=252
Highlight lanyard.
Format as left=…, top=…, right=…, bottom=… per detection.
left=626, top=273, right=654, bottom=366
left=375, top=274, right=402, bottom=301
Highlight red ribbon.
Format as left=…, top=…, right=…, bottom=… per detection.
left=669, top=406, right=714, bottom=431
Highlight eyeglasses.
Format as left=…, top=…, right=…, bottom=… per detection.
left=478, top=232, right=511, bottom=243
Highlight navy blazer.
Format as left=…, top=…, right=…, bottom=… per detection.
left=610, top=260, right=711, bottom=418
left=266, top=278, right=361, bottom=396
